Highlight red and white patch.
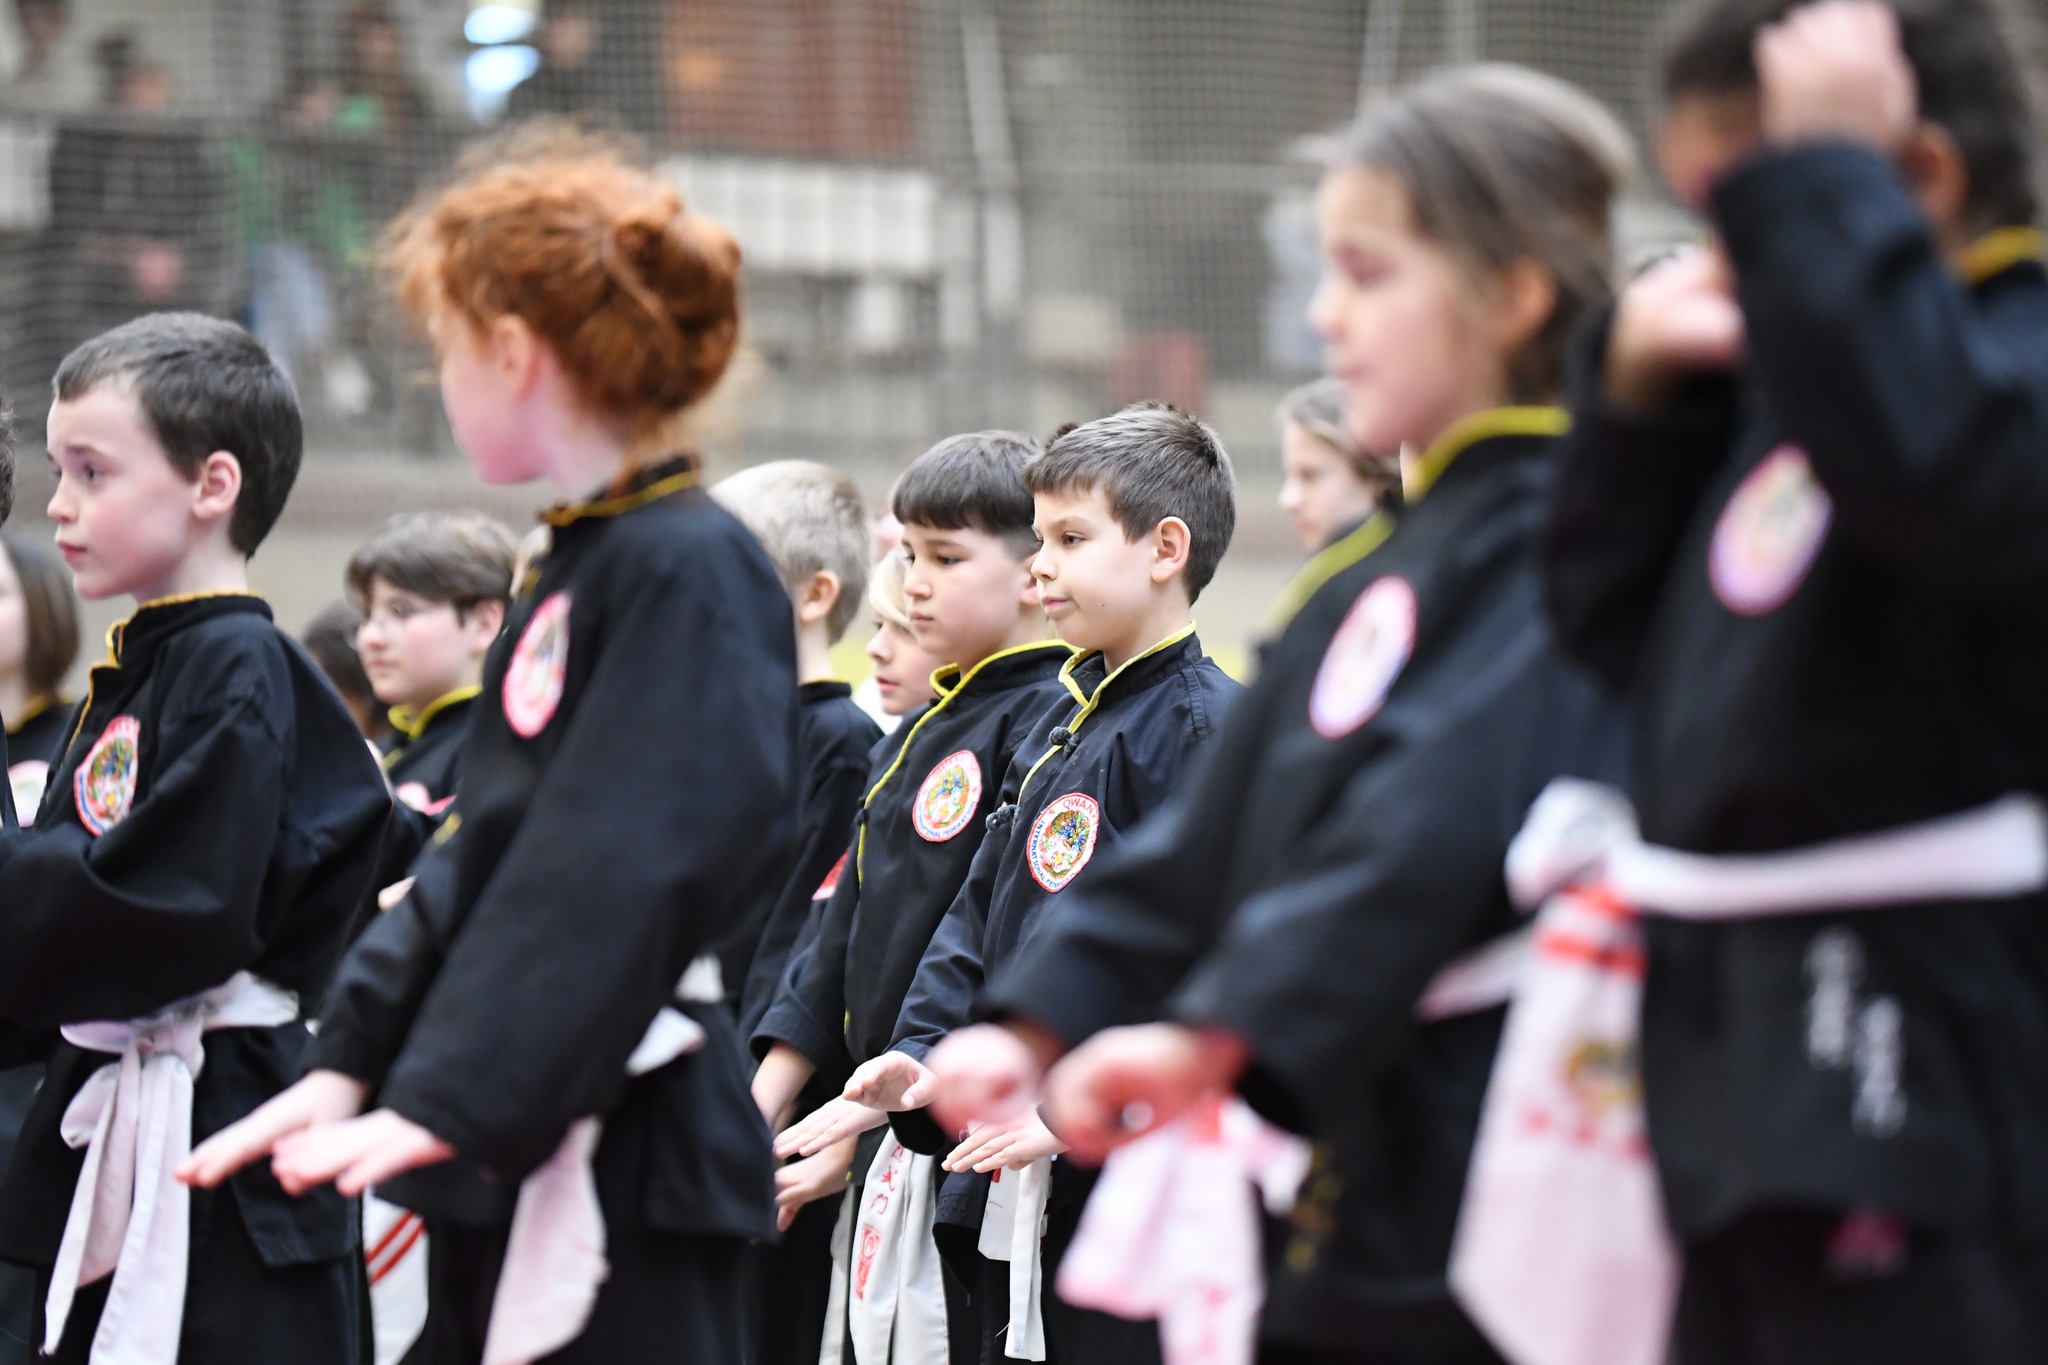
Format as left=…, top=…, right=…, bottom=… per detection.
left=813, top=850, right=849, bottom=901
left=1309, top=576, right=1417, bottom=739
left=913, top=749, right=983, bottom=842
left=394, top=782, right=456, bottom=817
left=1709, top=445, right=1833, bottom=617
left=503, top=591, right=571, bottom=739
left=9, top=760, right=48, bottom=826
left=74, top=715, right=140, bottom=836
left=1027, top=792, right=1100, bottom=893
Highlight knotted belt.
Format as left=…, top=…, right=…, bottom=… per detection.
left=480, top=955, right=725, bottom=1365
left=1050, top=928, right=1527, bottom=1365
left=1449, top=780, right=2048, bottom=1365
left=46, top=971, right=301, bottom=1365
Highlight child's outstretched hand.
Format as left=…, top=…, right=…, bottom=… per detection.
left=1604, top=247, right=1745, bottom=410
left=1040, top=1023, right=1248, bottom=1164
left=773, top=1096, right=889, bottom=1159
left=943, top=1109, right=1068, bottom=1174
left=842, top=1051, right=938, bottom=1112
left=1757, top=0, right=1916, bottom=151
left=177, top=1070, right=369, bottom=1188
left=924, top=1022, right=1058, bottom=1137
left=776, top=1136, right=857, bottom=1232
left=270, top=1109, right=456, bottom=1197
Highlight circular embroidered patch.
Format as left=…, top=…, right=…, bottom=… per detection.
left=74, top=715, right=140, bottom=836
left=1709, top=445, right=1833, bottom=617
left=504, top=591, right=571, bottom=739
left=1027, top=792, right=1101, bottom=893
left=9, top=760, right=48, bottom=826
left=1309, top=576, right=1418, bottom=739
left=913, top=749, right=983, bottom=842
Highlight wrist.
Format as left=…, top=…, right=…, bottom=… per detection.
left=1188, top=1027, right=1251, bottom=1090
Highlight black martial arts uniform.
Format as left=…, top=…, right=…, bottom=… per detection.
left=732, top=680, right=879, bottom=1365
left=0, top=593, right=391, bottom=1365
left=755, top=638, right=1070, bottom=1363
left=0, top=698, right=70, bottom=1363
left=311, top=460, right=800, bottom=1365
left=989, top=411, right=1625, bottom=1364
left=381, top=687, right=477, bottom=820
left=1545, top=145, right=2048, bottom=1362
left=894, top=629, right=1240, bottom=1365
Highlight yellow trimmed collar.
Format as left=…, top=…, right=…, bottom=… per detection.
left=387, top=684, right=482, bottom=744
left=1957, top=227, right=2047, bottom=287
left=1056, top=623, right=1197, bottom=710
left=1266, top=512, right=1396, bottom=636
left=107, top=591, right=266, bottom=664
left=926, top=639, right=1074, bottom=703
left=1402, top=406, right=1571, bottom=505
left=541, top=465, right=699, bottom=528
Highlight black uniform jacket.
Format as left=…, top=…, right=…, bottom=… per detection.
left=6, top=698, right=72, bottom=767
left=310, top=460, right=800, bottom=1241
left=754, top=641, right=1072, bottom=1081
left=731, top=681, right=882, bottom=1043
left=371, top=686, right=477, bottom=891
left=989, top=412, right=1625, bottom=1354
left=0, top=594, right=391, bottom=1270
left=1544, top=144, right=2048, bottom=1249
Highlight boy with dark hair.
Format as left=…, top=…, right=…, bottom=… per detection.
left=710, top=460, right=883, bottom=1365
left=751, top=431, right=1070, bottom=1364
left=1540, top=0, right=2048, bottom=1357
left=346, top=511, right=517, bottom=820
left=0, top=311, right=389, bottom=1364
left=784, top=402, right=1244, bottom=1365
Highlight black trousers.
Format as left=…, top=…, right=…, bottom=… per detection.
left=36, top=1181, right=364, bottom=1365
left=420, top=1220, right=749, bottom=1365
left=749, top=1196, right=838, bottom=1365
left=1675, top=1209, right=2048, bottom=1365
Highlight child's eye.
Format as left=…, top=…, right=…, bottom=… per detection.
left=1063, top=533, right=1083, bottom=546
left=937, top=555, right=961, bottom=566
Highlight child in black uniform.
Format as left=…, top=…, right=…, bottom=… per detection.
left=345, top=512, right=515, bottom=1365
left=0, top=312, right=392, bottom=1365
left=925, top=67, right=1633, bottom=1365
left=709, top=459, right=882, bottom=1365
left=751, top=432, right=1071, bottom=1364
left=787, top=402, right=1244, bottom=1364
left=0, top=530, right=80, bottom=821
left=183, top=142, right=800, bottom=1365
left=347, top=511, right=516, bottom=822
left=1542, top=0, right=2048, bottom=1358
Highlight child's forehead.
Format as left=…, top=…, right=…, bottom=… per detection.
left=46, top=380, right=163, bottom=457
left=1032, top=480, right=1114, bottom=521
left=900, top=519, right=1004, bottom=548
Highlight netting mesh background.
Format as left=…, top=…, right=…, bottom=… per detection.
left=0, top=0, right=1696, bottom=670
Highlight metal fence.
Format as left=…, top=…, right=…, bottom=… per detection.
left=0, top=0, right=1682, bottom=469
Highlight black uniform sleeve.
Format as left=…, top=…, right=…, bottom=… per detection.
left=1168, top=645, right=1618, bottom=1136
left=736, top=748, right=870, bottom=1042
left=374, top=562, right=795, bottom=1181
left=752, top=837, right=860, bottom=1079
left=889, top=818, right=1007, bottom=1061
left=1543, top=321, right=1738, bottom=692
left=1715, top=143, right=2048, bottom=600
left=0, top=657, right=296, bottom=1025
left=981, top=714, right=1258, bottom=1048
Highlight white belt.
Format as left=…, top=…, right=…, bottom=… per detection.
left=816, top=1132, right=949, bottom=1365
left=46, top=971, right=301, bottom=1365
left=1451, top=780, right=2048, bottom=1365
left=480, top=955, right=722, bottom=1365
left=978, top=1153, right=1053, bottom=1360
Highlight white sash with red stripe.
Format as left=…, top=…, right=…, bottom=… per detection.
left=1449, top=780, right=2048, bottom=1365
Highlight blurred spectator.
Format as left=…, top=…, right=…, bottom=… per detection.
left=41, top=33, right=224, bottom=363
left=0, top=0, right=90, bottom=115
left=506, top=0, right=601, bottom=120
left=338, top=3, right=430, bottom=149
left=228, top=67, right=375, bottom=417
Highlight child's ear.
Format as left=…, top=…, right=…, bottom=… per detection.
left=1151, top=517, right=1193, bottom=586
left=796, top=569, right=841, bottom=629
left=467, top=598, right=507, bottom=648
left=1488, top=258, right=1558, bottom=361
left=190, top=451, right=241, bottom=529
left=490, top=313, right=543, bottom=393
left=1898, top=123, right=1969, bottom=244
